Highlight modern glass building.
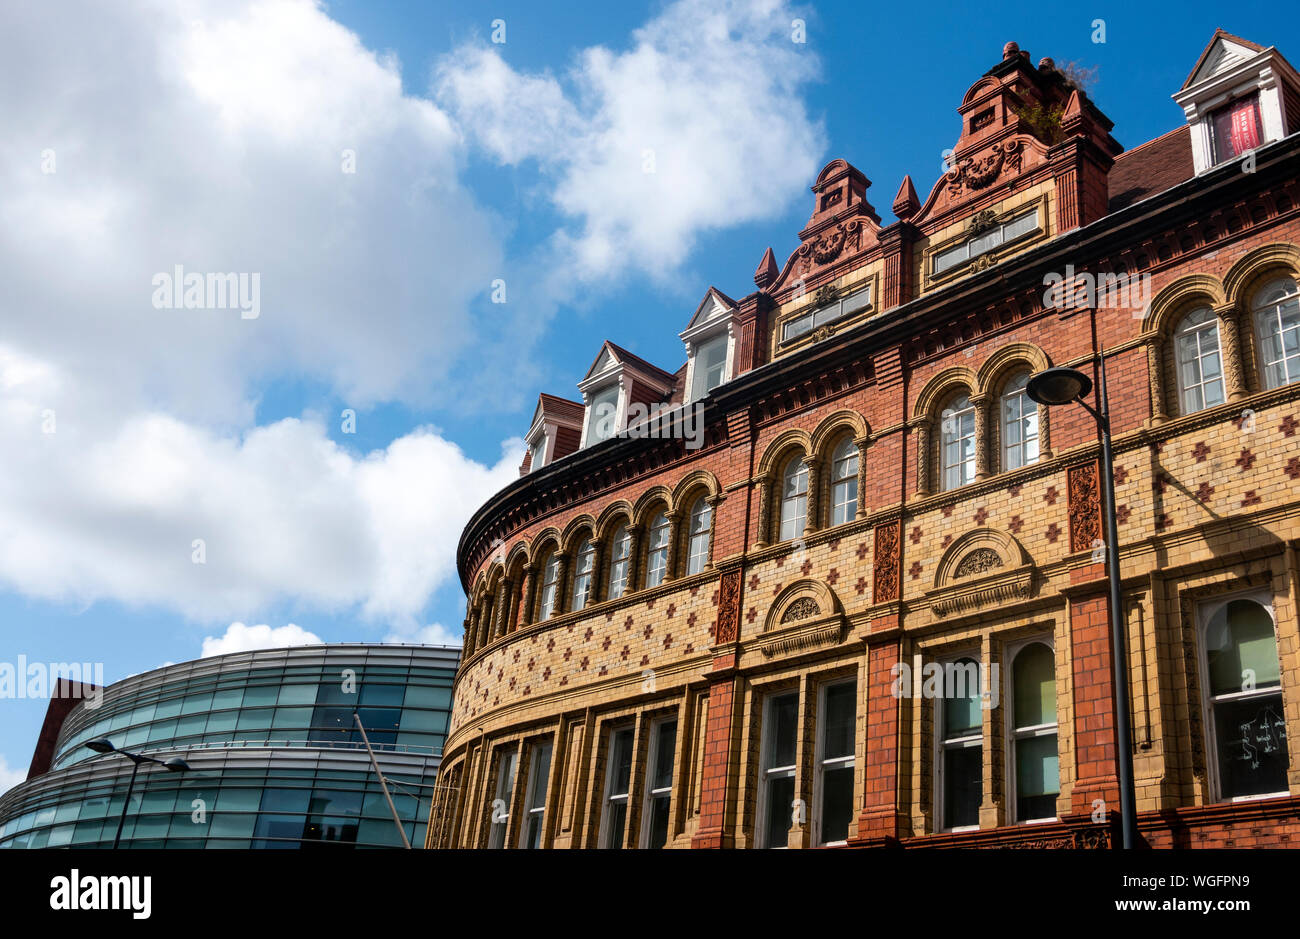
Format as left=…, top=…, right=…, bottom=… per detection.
left=0, top=643, right=458, bottom=848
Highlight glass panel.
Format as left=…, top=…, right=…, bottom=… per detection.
left=1207, top=600, right=1280, bottom=695
left=1015, top=733, right=1060, bottom=820
left=276, top=683, right=317, bottom=706
left=1214, top=692, right=1288, bottom=799
left=822, top=683, right=855, bottom=760
left=652, top=721, right=677, bottom=791
left=821, top=765, right=854, bottom=843
left=764, top=776, right=795, bottom=848
left=943, top=745, right=982, bottom=829
left=768, top=693, right=799, bottom=768
left=942, top=659, right=983, bottom=736
left=1013, top=644, right=1056, bottom=728
left=647, top=795, right=671, bottom=849
left=588, top=386, right=620, bottom=443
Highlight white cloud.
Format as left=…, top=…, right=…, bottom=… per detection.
left=0, top=0, right=515, bottom=425
left=435, top=0, right=826, bottom=281
left=0, top=345, right=523, bottom=624
left=384, top=622, right=463, bottom=647
left=0, top=754, right=25, bottom=798
left=202, top=622, right=323, bottom=657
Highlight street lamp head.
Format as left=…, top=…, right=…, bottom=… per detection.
left=163, top=757, right=191, bottom=773
left=1027, top=367, right=1093, bottom=407
left=86, top=738, right=116, bottom=754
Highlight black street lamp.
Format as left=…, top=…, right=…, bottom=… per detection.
left=86, top=738, right=190, bottom=849
left=1026, top=357, right=1140, bottom=850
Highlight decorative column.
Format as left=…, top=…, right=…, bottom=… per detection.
left=1145, top=338, right=1168, bottom=426
left=551, top=555, right=570, bottom=616
left=494, top=579, right=514, bottom=639
left=1214, top=302, right=1247, bottom=401
left=854, top=435, right=871, bottom=518
left=626, top=526, right=644, bottom=592
left=803, top=456, right=823, bottom=534
left=1037, top=403, right=1053, bottom=460
left=518, top=564, right=538, bottom=628
left=971, top=393, right=992, bottom=480
left=754, top=474, right=773, bottom=549
left=910, top=418, right=932, bottom=497
left=462, top=615, right=477, bottom=659
left=692, top=568, right=743, bottom=849
left=663, top=510, right=681, bottom=581
left=705, top=494, right=724, bottom=570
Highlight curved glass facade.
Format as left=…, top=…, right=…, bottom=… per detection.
left=0, top=644, right=458, bottom=849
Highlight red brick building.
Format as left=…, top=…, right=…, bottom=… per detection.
left=428, top=31, right=1300, bottom=849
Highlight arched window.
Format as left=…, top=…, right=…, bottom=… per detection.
left=685, top=496, right=712, bottom=576
left=536, top=552, right=560, bottom=622
left=778, top=455, right=808, bottom=541
left=570, top=537, right=596, bottom=611
left=938, top=656, right=982, bottom=831
left=1253, top=276, right=1300, bottom=389
left=940, top=395, right=976, bottom=491
left=1001, top=373, right=1039, bottom=471
left=644, top=512, right=671, bottom=588
left=1010, top=642, right=1059, bottom=822
left=1174, top=306, right=1225, bottom=413
left=1201, top=595, right=1288, bottom=800
left=829, top=438, right=859, bottom=526
left=607, top=524, right=632, bottom=599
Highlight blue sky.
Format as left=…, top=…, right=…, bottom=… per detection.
left=0, top=0, right=1294, bottom=792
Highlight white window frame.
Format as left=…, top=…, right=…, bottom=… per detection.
left=570, top=537, right=596, bottom=612
left=829, top=438, right=859, bottom=527
left=1004, top=638, right=1059, bottom=825
left=1001, top=374, right=1040, bottom=471
left=1174, top=307, right=1226, bottom=414
left=755, top=690, right=800, bottom=849
left=537, top=553, right=560, bottom=622
left=518, top=741, right=552, bottom=849
left=1253, top=276, right=1300, bottom=390
left=778, top=455, right=809, bottom=542
left=607, top=523, right=632, bottom=599
left=812, top=678, right=857, bottom=846
left=780, top=285, right=873, bottom=344
left=582, top=382, right=624, bottom=447
left=487, top=747, right=518, bottom=849
left=934, top=654, right=984, bottom=833
left=639, top=717, right=678, bottom=848
left=1195, top=590, right=1289, bottom=804
left=940, top=396, right=976, bottom=492
left=689, top=333, right=731, bottom=401
left=599, top=726, right=636, bottom=849
left=644, top=512, right=671, bottom=588
left=685, top=497, right=712, bottom=576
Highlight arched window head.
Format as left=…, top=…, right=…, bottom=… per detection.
left=778, top=455, right=808, bottom=542
left=1174, top=306, right=1225, bottom=414
left=1253, top=276, right=1300, bottom=390
left=940, top=394, right=976, bottom=491
left=829, top=438, right=859, bottom=526
left=570, top=537, right=596, bottom=612
left=607, top=524, right=632, bottom=599
left=537, top=552, right=561, bottom=622
left=1001, top=373, right=1040, bottom=471
left=1202, top=596, right=1287, bottom=800
left=644, top=511, right=671, bottom=588
left=685, top=496, right=713, bottom=576
left=1010, top=642, right=1059, bottom=822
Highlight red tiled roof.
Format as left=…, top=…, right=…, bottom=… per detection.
left=537, top=392, right=584, bottom=423
left=604, top=341, right=678, bottom=386
left=1107, top=125, right=1194, bottom=212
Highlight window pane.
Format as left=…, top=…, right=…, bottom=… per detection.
left=1207, top=600, right=1280, bottom=694
left=943, top=746, right=982, bottom=829
left=764, top=775, right=795, bottom=848
left=942, top=659, right=983, bottom=736
left=1214, top=692, right=1288, bottom=799
left=769, top=693, right=799, bottom=768
left=1013, top=644, right=1056, bottom=728
left=822, top=683, right=855, bottom=760
left=820, top=765, right=854, bottom=843
left=1015, top=733, right=1060, bottom=821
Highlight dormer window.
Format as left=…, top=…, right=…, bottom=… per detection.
left=680, top=288, right=739, bottom=403
left=1208, top=93, right=1263, bottom=164
left=1174, top=30, right=1300, bottom=174
left=585, top=384, right=621, bottom=444
left=522, top=394, right=584, bottom=475
left=691, top=334, right=729, bottom=400
left=528, top=431, right=548, bottom=472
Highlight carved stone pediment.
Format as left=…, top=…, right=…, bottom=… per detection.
left=750, top=579, right=847, bottom=658
left=927, top=528, right=1035, bottom=619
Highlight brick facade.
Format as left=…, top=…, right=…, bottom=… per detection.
left=428, top=35, right=1300, bottom=850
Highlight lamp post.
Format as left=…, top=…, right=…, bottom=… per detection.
left=86, top=738, right=190, bottom=849
left=1026, top=356, right=1139, bottom=849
